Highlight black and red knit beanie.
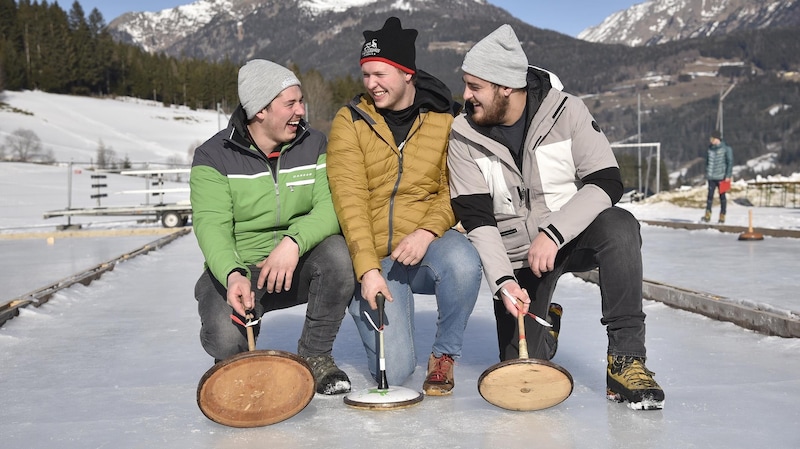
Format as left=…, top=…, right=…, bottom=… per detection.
left=360, top=17, right=417, bottom=74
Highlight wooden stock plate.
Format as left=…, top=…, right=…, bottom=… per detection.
left=478, top=358, right=573, bottom=411
left=197, top=350, right=315, bottom=427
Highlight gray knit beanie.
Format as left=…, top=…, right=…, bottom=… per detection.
left=237, top=59, right=301, bottom=120
left=462, top=24, right=529, bottom=89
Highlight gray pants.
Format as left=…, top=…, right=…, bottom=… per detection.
left=195, top=235, right=355, bottom=361
left=495, top=207, right=647, bottom=361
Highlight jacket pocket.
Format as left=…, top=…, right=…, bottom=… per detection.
left=497, top=217, right=530, bottom=258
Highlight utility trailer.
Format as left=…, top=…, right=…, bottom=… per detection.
left=42, top=167, right=192, bottom=228
left=43, top=201, right=192, bottom=228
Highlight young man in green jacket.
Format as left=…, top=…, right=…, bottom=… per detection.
left=190, top=59, right=355, bottom=395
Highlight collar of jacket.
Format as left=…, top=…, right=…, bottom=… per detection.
left=347, top=95, right=427, bottom=153
left=224, top=103, right=309, bottom=157
left=347, top=68, right=461, bottom=122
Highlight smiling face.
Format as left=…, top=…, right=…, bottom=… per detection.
left=462, top=73, right=510, bottom=127
left=361, top=60, right=415, bottom=111
left=251, top=85, right=305, bottom=150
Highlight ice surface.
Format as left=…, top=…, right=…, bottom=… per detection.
left=1, top=235, right=799, bottom=448
left=639, top=224, right=799, bottom=314
left=1, top=236, right=159, bottom=301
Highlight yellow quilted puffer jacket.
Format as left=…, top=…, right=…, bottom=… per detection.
left=327, top=93, right=456, bottom=280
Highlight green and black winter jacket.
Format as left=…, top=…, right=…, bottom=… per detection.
left=190, top=105, right=340, bottom=288
left=706, top=140, right=733, bottom=181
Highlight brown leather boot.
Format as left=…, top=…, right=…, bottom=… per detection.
left=423, top=353, right=455, bottom=396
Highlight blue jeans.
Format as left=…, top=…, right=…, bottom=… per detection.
left=496, top=207, right=648, bottom=361
left=349, top=229, right=482, bottom=385
left=195, top=235, right=355, bottom=362
left=706, top=179, right=726, bottom=214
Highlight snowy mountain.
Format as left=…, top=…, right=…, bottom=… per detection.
left=105, top=0, right=535, bottom=89
left=109, top=0, right=246, bottom=53
left=109, top=0, right=800, bottom=55
left=108, top=0, right=500, bottom=57
left=110, top=0, right=404, bottom=55
left=578, top=0, right=800, bottom=46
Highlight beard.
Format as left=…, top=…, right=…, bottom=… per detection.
left=472, top=89, right=509, bottom=127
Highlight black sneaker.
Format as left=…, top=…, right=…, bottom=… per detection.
left=606, top=355, right=665, bottom=410
left=546, top=303, right=563, bottom=359
left=303, top=355, right=351, bottom=395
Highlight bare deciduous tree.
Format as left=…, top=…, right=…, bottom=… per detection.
left=95, top=139, right=117, bottom=169
left=5, top=128, right=43, bottom=162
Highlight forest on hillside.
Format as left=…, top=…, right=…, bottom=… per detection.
left=0, top=0, right=362, bottom=128
left=0, top=1, right=241, bottom=110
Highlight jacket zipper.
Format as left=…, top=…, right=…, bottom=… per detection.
left=386, top=140, right=406, bottom=255
left=272, top=152, right=282, bottom=248
left=523, top=94, right=568, bottom=208
left=351, top=102, right=422, bottom=256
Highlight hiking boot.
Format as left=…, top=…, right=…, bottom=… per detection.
left=547, top=303, right=563, bottom=359
left=701, top=210, right=711, bottom=222
left=423, top=353, right=455, bottom=396
left=718, top=213, right=726, bottom=224
left=303, top=354, right=351, bottom=395
left=606, top=355, right=665, bottom=410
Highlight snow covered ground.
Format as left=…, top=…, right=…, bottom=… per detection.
left=1, top=90, right=221, bottom=165
left=1, top=91, right=799, bottom=448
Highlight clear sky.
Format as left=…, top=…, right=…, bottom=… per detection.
left=75, top=0, right=642, bottom=37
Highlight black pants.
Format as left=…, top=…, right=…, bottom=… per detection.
left=494, top=207, right=647, bottom=361
left=705, top=179, right=727, bottom=214
left=195, top=235, right=355, bottom=361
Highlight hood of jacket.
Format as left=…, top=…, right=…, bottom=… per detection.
left=413, top=69, right=462, bottom=117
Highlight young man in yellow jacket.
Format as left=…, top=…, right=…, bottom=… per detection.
left=327, top=17, right=482, bottom=396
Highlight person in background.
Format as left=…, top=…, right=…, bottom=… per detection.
left=326, top=17, right=482, bottom=396
left=702, top=129, right=734, bottom=223
left=190, top=59, right=355, bottom=395
left=447, top=24, right=665, bottom=410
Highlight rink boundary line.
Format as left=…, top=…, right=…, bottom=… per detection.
left=573, top=270, right=800, bottom=338
left=0, top=227, right=186, bottom=240
left=0, top=228, right=191, bottom=328
left=640, top=219, right=800, bottom=238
